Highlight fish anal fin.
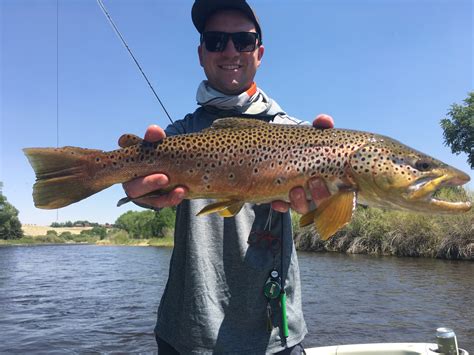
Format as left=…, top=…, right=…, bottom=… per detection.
left=300, top=210, right=316, bottom=228
left=197, top=199, right=242, bottom=216
left=313, top=190, right=356, bottom=240
left=118, top=134, right=143, bottom=148
left=218, top=201, right=245, bottom=217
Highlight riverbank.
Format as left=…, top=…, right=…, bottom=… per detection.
left=3, top=223, right=472, bottom=260
left=294, top=207, right=473, bottom=260
left=0, top=233, right=174, bottom=248
left=6, top=189, right=473, bottom=259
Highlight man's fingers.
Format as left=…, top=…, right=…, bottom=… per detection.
left=271, top=200, right=290, bottom=213
left=278, top=179, right=330, bottom=216
left=289, top=187, right=310, bottom=215
left=118, top=124, right=185, bottom=209
left=308, top=178, right=331, bottom=206
left=123, top=174, right=170, bottom=199
left=168, top=187, right=187, bottom=205
left=144, top=124, right=166, bottom=142
left=313, top=114, right=334, bottom=129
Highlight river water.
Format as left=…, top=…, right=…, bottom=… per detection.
left=0, top=245, right=472, bottom=353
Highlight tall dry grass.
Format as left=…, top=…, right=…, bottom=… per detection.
left=294, top=188, right=473, bottom=260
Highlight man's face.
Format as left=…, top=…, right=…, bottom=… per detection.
left=198, top=10, right=264, bottom=95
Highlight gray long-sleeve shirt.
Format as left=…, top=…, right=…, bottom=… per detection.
left=155, top=105, right=307, bottom=354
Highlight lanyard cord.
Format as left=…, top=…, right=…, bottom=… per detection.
left=280, top=212, right=285, bottom=289
left=280, top=212, right=289, bottom=339
left=265, top=208, right=289, bottom=339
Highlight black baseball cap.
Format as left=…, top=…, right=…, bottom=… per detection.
left=192, top=0, right=262, bottom=42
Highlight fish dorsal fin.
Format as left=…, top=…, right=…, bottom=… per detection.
left=196, top=199, right=244, bottom=217
left=300, top=190, right=357, bottom=240
left=207, top=118, right=269, bottom=131
left=118, top=133, right=143, bottom=148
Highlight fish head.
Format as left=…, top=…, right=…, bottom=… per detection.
left=349, top=137, right=471, bottom=214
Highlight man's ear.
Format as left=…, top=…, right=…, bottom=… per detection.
left=198, top=45, right=204, bottom=67
left=257, top=45, right=264, bottom=66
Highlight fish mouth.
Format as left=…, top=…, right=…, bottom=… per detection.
left=406, top=172, right=471, bottom=213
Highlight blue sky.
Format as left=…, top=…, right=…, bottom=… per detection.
left=1, top=0, right=472, bottom=226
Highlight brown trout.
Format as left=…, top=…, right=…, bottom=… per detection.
left=23, top=118, right=471, bottom=240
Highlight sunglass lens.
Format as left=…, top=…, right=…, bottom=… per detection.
left=203, top=32, right=227, bottom=52
left=232, top=32, right=257, bottom=52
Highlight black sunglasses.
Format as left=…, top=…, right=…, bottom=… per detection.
left=201, top=31, right=261, bottom=52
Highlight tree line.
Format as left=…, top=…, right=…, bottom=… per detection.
left=50, top=221, right=103, bottom=228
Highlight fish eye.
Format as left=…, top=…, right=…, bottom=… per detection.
left=415, top=159, right=433, bottom=172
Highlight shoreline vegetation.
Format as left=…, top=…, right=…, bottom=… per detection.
left=0, top=230, right=174, bottom=248
left=294, top=208, right=473, bottom=260
left=2, top=189, right=472, bottom=260
left=294, top=188, right=473, bottom=260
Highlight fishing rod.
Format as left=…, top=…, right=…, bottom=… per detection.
left=96, top=0, right=183, bottom=132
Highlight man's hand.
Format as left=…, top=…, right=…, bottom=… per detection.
left=271, top=114, right=334, bottom=214
left=122, top=125, right=187, bottom=209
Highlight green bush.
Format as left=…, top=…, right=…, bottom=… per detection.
left=34, top=234, right=65, bottom=244
left=59, top=231, right=74, bottom=240
left=0, top=183, right=23, bottom=240
left=115, top=208, right=176, bottom=239
left=90, top=226, right=107, bottom=239
left=107, top=230, right=131, bottom=244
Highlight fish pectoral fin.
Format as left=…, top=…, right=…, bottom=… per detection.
left=218, top=201, right=245, bottom=217
left=118, top=133, right=143, bottom=148
left=116, top=189, right=170, bottom=207
left=117, top=196, right=132, bottom=207
left=197, top=199, right=243, bottom=216
left=312, top=190, right=357, bottom=241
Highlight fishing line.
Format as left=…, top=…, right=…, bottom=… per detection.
left=56, top=0, right=60, bottom=222
left=96, top=0, right=183, bottom=132
left=264, top=208, right=273, bottom=231
left=56, top=0, right=59, bottom=149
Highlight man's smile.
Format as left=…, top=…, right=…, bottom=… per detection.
left=219, top=64, right=242, bottom=70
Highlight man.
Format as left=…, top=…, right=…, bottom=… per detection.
left=124, top=0, right=334, bottom=353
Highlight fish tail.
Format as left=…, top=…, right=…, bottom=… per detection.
left=23, top=147, right=113, bottom=209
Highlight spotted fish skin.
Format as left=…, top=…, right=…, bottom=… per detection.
left=150, top=122, right=364, bottom=202
left=23, top=118, right=471, bottom=239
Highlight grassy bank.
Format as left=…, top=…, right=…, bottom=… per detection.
left=96, top=230, right=174, bottom=247
left=294, top=191, right=473, bottom=260
left=0, top=229, right=174, bottom=248
left=0, top=234, right=70, bottom=245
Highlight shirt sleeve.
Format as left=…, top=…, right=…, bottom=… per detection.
left=165, top=114, right=193, bottom=136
